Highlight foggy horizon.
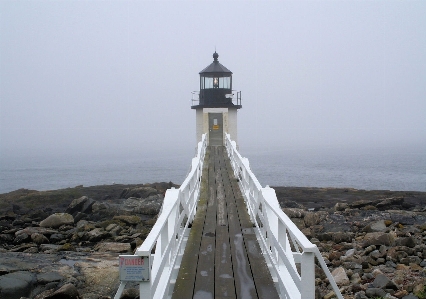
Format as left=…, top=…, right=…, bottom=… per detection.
left=1, top=1, right=425, bottom=158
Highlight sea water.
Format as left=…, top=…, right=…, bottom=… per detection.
left=1, top=144, right=425, bottom=194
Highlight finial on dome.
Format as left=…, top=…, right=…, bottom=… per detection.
left=213, top=51, right=219, bottom=61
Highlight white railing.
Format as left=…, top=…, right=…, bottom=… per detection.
left=224, top=134, right=343, bottom=299
left=114, top=134, right=207, bottom=299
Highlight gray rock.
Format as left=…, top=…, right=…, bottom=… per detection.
left=363, top=232, right=395, bottom=247
left=50, top=233, right=65, bottom=243
left=400, top=256, right=422, bottom=265
left=331, top=232, right=353, bottom=243
left=335, top=203, right=349, bottom=211
left=40, top=213, right=74, bottom=228
left=331, top=266, right=349, bottom=286
left=31, top=233, right=49, bottom=245
left=401, top=294, right=419, bottom=299
left=44, top=283, right=81, bottom=299
left=350, top=200, right=377, bottom=209
left=283, top=208, right=305, bottom=218
left=304, top=212, right=322, bottom=226
left=94, top=242, right=131, bottom=253
left=91, top=201, right=110, bottom=212
left=351, top=273, right=361, bottom=284
left=120, top=288, right=139, bottom=299
left=376, top=197, right=404, bottom=209
left=15, top=227, right=58, bottom=237
left=390, top=213, right=415, bottom=225
left=395, top=236, right=416, bottom=248
left=86, top=228, right=110, bottom=242
left=113, top=215, right=142, bottom=226
left=120, top=186, right=158, bottom=199
left=365, top=287, right=387, bottom=298
left=66, top=196, right=95, bottom=215
left=14, top=232, right=30, bottom=244
left=37, top=272, right=64, bottom=284
left=0, top=271, right=35, bottom=299
left=370, top=249, right=382, bottom=259
left=363, top=220, right=387, bottom=233
left=345, top=248, right=355, bottom=257
left=354, top=291, right=368, bottom=299
left=372, top=274, right=398, bottom=290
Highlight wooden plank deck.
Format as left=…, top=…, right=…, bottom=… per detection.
left=172, top=146, right=279, bottom=299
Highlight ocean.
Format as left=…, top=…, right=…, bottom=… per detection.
left=1, top=144, right=425, bottom=194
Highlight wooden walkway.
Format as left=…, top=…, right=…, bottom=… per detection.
left=172, top=146, right=279, bottom=299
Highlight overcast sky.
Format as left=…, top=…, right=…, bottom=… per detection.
left=1, top=1, right=425, bottom=158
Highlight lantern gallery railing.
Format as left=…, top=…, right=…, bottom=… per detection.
left=114, top=134, right=207, bottom=299
left=191, top=90, right=241, bottom=107
left=224, top=133, right=343, bottom=299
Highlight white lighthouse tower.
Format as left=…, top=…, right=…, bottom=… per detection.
left=191, top=52, right=242, bottom=146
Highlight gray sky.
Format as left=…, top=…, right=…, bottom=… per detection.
left=1, top=1, right=425, bottom=158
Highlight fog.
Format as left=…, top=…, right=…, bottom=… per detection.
left=1, top=1, right=425, bottom=159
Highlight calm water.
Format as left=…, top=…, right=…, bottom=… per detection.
left=1, top=145, right=425, bottom=194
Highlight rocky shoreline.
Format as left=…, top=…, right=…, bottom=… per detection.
left=0, top=184, right=425, bottom=299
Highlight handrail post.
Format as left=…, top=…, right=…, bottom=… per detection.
left=301, top=251, right=315, bottom=299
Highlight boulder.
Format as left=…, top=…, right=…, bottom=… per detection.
left=335, top=203, right=349, bottom=211
left=132, top=194, right=164, bottom=215
left=120, top=288, right=139, bottom=299
left=94, top=242, right=131, bottom=253
left=363, top=232, right=395, bottom=247
left=15, top=227, right=58, bottom=237
left=372, top=274, right=398, bottom=290
left=37, top=272, right=64, bottom=284
left=66, top=196, right=95, bottom=215
left=0, top=271, right=35, bottom=299
left=395, top=236, right=416, bottom=248
left=49, top=233, right=66, bottom=243
left=120, top=187, right=158, bottom=199
left=283, top=208, right=305, bottom=218
left=113, top=215, right=141, bottom=226
left=304, top=212, right=323, bottom=226
left=86, top=228, right=110, bottom=242
left=331, top=232, right=353, bottom=243
left=365, top=288, right=386, bottom=298
left=363, top=220, right=387, bottom=233
left=390, top=212, right=415, bottom=225
left=43, top=283, right=81, bottom=299
left=331, top=267, right=349, bottom=286
left=40, top=213, right=74, bottom=228
left=31, top=233, right=49, bottom=245
left=376, top=197, right=404, bottom=209
left=350, top=200, right=377, bottom=209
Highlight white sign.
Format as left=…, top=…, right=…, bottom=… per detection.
left=119, top=255, right=150, bottom=282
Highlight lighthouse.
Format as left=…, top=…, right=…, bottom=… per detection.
left=191, top=52, right=242, bottom=146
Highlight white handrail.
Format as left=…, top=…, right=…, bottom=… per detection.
left=114, top=134, right=207, bottom=299
left=224, top=134, right=343, bottom=299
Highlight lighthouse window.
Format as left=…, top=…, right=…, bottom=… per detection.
left=204, top=77, right=213, bottom=89
left=202, top=76, right=230, bottom=89
left=219, top=77, right=230, bottom=89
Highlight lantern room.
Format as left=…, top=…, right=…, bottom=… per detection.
left=191, top=52, right=242, bottom=109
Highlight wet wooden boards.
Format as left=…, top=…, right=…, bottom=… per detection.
left=172, top=146, right=279, bottom=299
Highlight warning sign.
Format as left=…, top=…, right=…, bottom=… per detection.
left=119, top=255, right=149, bottom=282
left=213, top=125, right=219, bottom=130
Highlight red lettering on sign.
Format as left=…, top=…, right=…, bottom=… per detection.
left=121, top=257, right=144, bottom=266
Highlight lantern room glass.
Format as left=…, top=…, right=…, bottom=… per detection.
left=201, top=76, right=231, bottom=89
